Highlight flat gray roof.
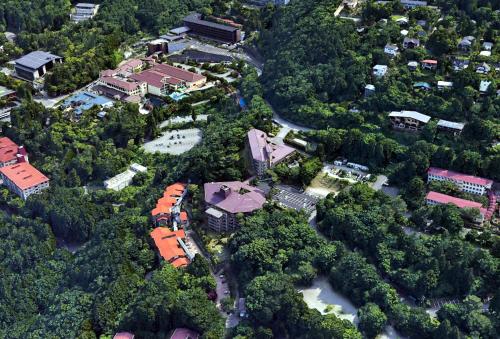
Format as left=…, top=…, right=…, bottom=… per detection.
left=437, top=119, right=464, bottom=130
left=15, top=51, right=62, bottom=70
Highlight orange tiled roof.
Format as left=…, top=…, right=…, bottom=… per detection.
left=0, top=162, right=49, bottom=190
left=180, top=211, right=188, bottom=222
left=150, top=228, right=189, bottom=267
left=151, top=205, right=173, bottom=216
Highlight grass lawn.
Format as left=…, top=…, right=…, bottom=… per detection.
left=306, top=172, right=350, bottom=197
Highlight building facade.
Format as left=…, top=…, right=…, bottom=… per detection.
left=427, top=167, right=493, bottom=195
left=247, top=128, right=296, bottom=176
left=388, top=111, right=431, bottom=131
left=204, top=181, right=266, bottom=232
left=14, top=51, right=63, bottom=81
left=183, top=13, right=242, bottom=43
left=0, top=162, right=50, bottom=200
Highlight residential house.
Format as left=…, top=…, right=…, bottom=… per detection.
left=403, top=37, right=420, bottom=49
left=476, top=62, right=491, bottom=74
left=150, top=228, right=193, bottom=268
left=373, top=65, right=388, bottom=78
left=364, top=84, right=376, bottom=97
left=421, top=59, right=437, bottom=70
left=400, top=0, right=427, bottom=9
left=104, top=163, right=147, bottom=191
left=170, top=328, right=199, bottom=339
left=480, top=80, right=491, bottom=94
left=413, top=82, right=431, bottom=90
left=436, top=119, right=465, bottom=135
left=248, top=128, right=296, bottom=176
left=204, top=181, right=266, bottom=232
left=151, top=183, right=188, bottom=227
left=407, top=61, right=419, bottom=71
left=458, top=36, right=475, bottom=52
left=384, top=44, right=399, bottom=57
left=14, top=51, right=63, bottom=81
left=0, top=162, right=50, bottom=200
left=482, top=42, right=493, bottom=51
left=343, top=0, right=358, bottom=9
left=437, top=81, right=453, bottom=90
left=426, top=191, right=487, bottom=224
left=71, top=3, right=99, bottom=22
left=388, top=110, right=431, bottom=131
left=452, top=58, right=470, bottom=71
left=427, top=167, right=493, bottom=195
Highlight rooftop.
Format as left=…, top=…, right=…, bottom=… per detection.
left=170, top=328, right=199, bottom=339
left=204, top=181, right=266, bottom=214
left=150, top=228, right=190, bottom=267
left=184, top=13, right=239, bottom=32
left=437, top=119, right=465, bottom=131
left=0, top=162, right=49, bottom=190
left=0, top=86, right=15, bottom=98
left=61, top=91, right=113, bottom=115
left=428, top=167, right=493, bottom=187
left=247, top=128, right=296, bottom=165
left=426, top=191, right=486, bottom=215
left=0, top=137, right=20, bottom=163
left=15, top=51, right=62, bottom=70
left=113, top=333, right=134, bottom=339
left=389, top=110, right=431, bottom=123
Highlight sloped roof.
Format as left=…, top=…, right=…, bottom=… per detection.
left=150, top=228, right=189, bottom=267
left=15, top=51, right=62, bottom=70
left=0, top=137, right=20, bottom=163
left=428, top=167, right=493, bottom=187
left=0, top=162, right=49, bottom=190
left=247, top=128, right=295, bottom=165
left=204, top=181, right=266, bottom=214
left=389, top=111, right=431, bottom=123
left=426, top=191, right=486, bottom=216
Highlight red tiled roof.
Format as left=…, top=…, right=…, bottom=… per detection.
left=150, top=228, right=189, bottom=267
left=100, top=76, right=142, bottom=91
left=422, top=59, right=438, bottom=64
left=153, top=63, right=206, bottom=83
left=0, top=162, right=49, bottom=190
left=428, top=167, right=493, bottom=187
left=0, top=137, right=19, bottom=163
left=426, top=191, right=487, bottom=215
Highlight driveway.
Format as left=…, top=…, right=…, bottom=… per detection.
left=371, top=175, right=388, bottom=191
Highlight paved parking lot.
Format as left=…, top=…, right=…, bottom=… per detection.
left=143, top=128, right=202, bottom=155
left=273, top=185, right=319, bottom=215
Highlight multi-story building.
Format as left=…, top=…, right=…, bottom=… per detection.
left=71, top=3, right=99, bottom=22
left=204, top=181, right=266, bottom=232
left=150, top=228, right=193, bottom=268
left=0, top=162, right=49, bottom=200
left=183, top=13, right=242, bottom=44
left=426, top=191, right=487, bottom=223
left=388, top=111, right=431, bottom=131
left=247, top=128, right=296, bottom=176
left=130, top=63, right=207, bottom=95
left=0, top=137, right=28, bottom=167
left=151, top=183, right=188, bottom=227
left=14, top=51, right=63, bottom=81
left=427, top=167, right=493, bottom=195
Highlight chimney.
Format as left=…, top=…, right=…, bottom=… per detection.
left=17, top=146, right=28, bottom=163
left=220, top=185, right=232, bottom=198
left=16, top=154, right=26, bottom=163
